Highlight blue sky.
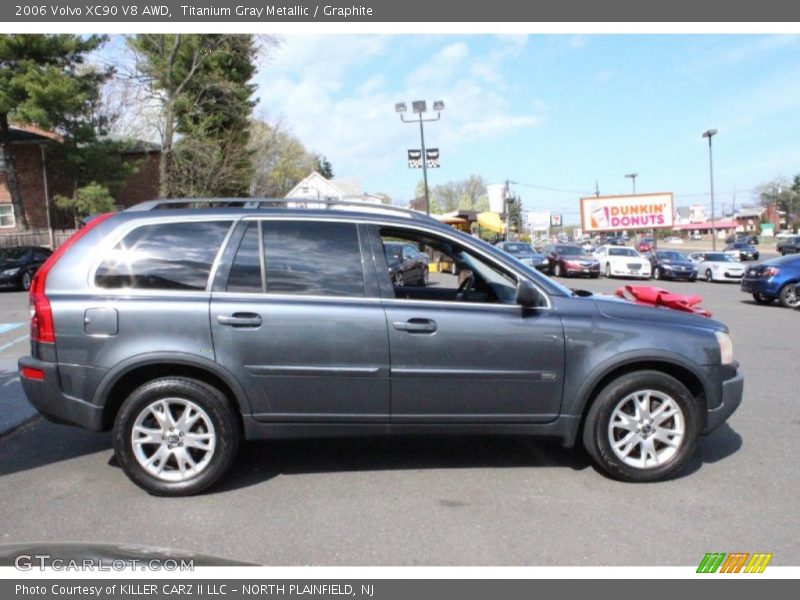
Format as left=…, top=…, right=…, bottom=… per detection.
left=251, top=34, right=800, bottom=223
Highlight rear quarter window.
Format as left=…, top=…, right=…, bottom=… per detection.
left=95, top=220, right=232, bottom=290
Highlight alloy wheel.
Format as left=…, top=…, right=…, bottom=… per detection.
left=607, top=390, right=685, bottom=469
left=131, top=398, right=216, bottom=482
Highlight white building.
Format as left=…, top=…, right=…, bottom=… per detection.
left=284, top=171, right=384, bottom=206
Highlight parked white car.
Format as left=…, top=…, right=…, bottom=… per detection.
left=594, top=245, right=652, bottom=279
left=664, top=236, right=684, bottom=244
left=688, top=251, right=746, bottom=282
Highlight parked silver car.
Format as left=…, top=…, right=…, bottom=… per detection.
left=19, top=199, right=743, bottom=495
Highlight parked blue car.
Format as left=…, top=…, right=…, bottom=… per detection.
left=740, top=255, right=800, bottom=308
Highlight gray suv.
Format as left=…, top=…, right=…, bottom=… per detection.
left=19, top=200, right=743, bottom=495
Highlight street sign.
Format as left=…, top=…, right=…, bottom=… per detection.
left=550, top=214, right=562, bottom=227
left=407, top=149, right=422, bottom=169
left=425, top=148, right=440, bottom=168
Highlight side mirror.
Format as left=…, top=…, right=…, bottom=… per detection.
left=516, top=279, right=543, bottom=308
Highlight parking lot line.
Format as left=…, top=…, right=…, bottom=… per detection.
left=0, top=334, right=29, bottom=354
left=0, top=323, right=25, bottom=335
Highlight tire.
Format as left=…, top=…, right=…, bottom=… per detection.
left=752, top=293, right=774, bottom=305
left=554, top=263, right=563, bottom=277
left=605, top=263, right=611, bottom=278
left=705, top=269, right=713, bottom=282
left=113, top=377, right=240, bottom=496
left=20, top=271, right=32, bottom=291
left=688, top=275, right=697, bottom=282
left=582, top=370, right=700, bottom=482
left=653, top=268, right=661, bottom=281
left=422, top=268, right=429, bottom=286
left=396, top=272, right=405, bottom=287
left=778, top=283, right=800, bottom=309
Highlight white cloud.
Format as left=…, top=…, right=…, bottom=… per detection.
left=253, top=35, right=546, bottom=200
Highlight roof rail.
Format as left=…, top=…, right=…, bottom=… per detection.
left=125, top=197, right=433, bottom=222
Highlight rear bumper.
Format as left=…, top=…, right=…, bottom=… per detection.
left=703, top=366, right=744, bottom=435
left=741, top=277, right=780, bottom=296
left=17, top=356, right=104, bottom=431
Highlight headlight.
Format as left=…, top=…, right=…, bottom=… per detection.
left=715, top=331, right=734, bottom=365
left=662, top=264, right=673, bottom=270
left=1, top=267, right=20, bottom=276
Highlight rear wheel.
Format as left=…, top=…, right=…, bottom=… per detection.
left=778, top=283, right=800, bottom=308
left=20, top=271, right=32, bottom=291
left=113, top=377, right=240, bottom=496
left=582, top=371, right=700, bottom=482
left=752, top=293, right=774, bottom=305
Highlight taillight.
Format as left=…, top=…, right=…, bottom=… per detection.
left=30, top=212, right=115, bottom=344
left=762, top=267, right=780, bottom=278
left=20, top=366, right=45, bottom=381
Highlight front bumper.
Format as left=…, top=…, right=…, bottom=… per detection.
left=17, top=356, right=104, bottom=431
left=703, top=365, right=744, bottom=434
left=660, top=267, right=696, bottom=280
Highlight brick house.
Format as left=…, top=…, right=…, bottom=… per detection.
left=1, top=125, right=161, bottom=246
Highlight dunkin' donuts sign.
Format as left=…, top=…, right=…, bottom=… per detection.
left=580, top=193, right=674, bottom=233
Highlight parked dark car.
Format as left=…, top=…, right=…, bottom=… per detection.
left=542, top=244, right=600, bottom=278
left=18, top=199, right=742, bottom=494
left=384, top=241, right=429, bottom=286
left=777, top=235, right=800, bottom=255
left=725, top=233, right=759, bottom=245
left=606, top=234, right=626, bottom=246
left=496, top=241, right=549, bottom=271
left=635, top=237, right=655, bottom=253
left=724, top=242, right=759, bottom=261
left=0, top=246, right=52, bottom=291
left=648, top=250, right=697, bottom=281
left=740, top=254, right=800, bottom=308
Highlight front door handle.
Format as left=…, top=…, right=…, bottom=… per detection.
left=392, top=318, right=437, bottom=334
left=217, top=313, right=262, bottom=327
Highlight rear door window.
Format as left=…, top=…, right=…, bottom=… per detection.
left=224, top=220, right=366, bottom=297
left=95, top=220, right=232, bottom=290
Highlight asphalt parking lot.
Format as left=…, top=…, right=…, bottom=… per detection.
left=0, top=269, right=798, bottom=566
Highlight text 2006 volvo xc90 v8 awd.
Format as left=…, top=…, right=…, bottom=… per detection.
left=19, top=199, right=743, bottom=495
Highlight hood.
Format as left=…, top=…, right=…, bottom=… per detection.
left=660, top=259, right=693, bottom=267
left=592, top=294, right=727, bottom=332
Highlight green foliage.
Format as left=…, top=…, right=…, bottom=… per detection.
left=428, top=175, right=489, bottom=213
left=0, top=34, right=112, bottom=228
left=128, top=34, right=259, bottom=197
left=250, top=119, right=322, bottom=197
left=54, top=183, right=116, bottom=217
left=315, top=154, right=334, bottom=179
left=756, top=174, right=800, bottom=222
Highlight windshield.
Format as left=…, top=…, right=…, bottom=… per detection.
left=0, top=248, right=27, bottom=261
left=657, top=251, right=687, bottom=261
left=705, top=253, right=737, bottom=262
left=609, top=248, right=638, bottom=257
left=557, top=245, right=584, bottom=256
left=505, top=243, right=531, bottom=253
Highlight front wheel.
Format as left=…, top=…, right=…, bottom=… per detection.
left=653, top=268, right=661, bottom=280
left=778, top=283, right=800, bottom=308
left=20, top=271, right=32, bottom=291
left=113, top=377, right=240, bottom=496
left=554, top=263, right=563, bottom=277
left=605, top=264, right=611, bottom=278
left=582, top=371, right=700, bottom=482
left=705, top=269, right=713, bottom=282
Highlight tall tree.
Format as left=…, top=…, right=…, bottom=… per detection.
left=0, top=34, right=109, bottom=229
left=127, top=35, right=226, bottom=197
left=315, top=154, right=334, bottom=179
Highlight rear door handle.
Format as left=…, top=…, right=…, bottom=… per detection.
left=392, top=318, right=437, bottom=333
left=217, top=313, right=262, bottom=327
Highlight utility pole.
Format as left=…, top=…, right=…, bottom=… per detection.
left=703, top=129, right=718, bottom=250
left=395, top=100, right=444, bottom=216
left=504, top=179, right=518, bottom=242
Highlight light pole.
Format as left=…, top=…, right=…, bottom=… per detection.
left=396, top=100, right=444, bottom=216
left=625, top=173, right=638, bottom=195
left=703, top=129, right=718, bottom=250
